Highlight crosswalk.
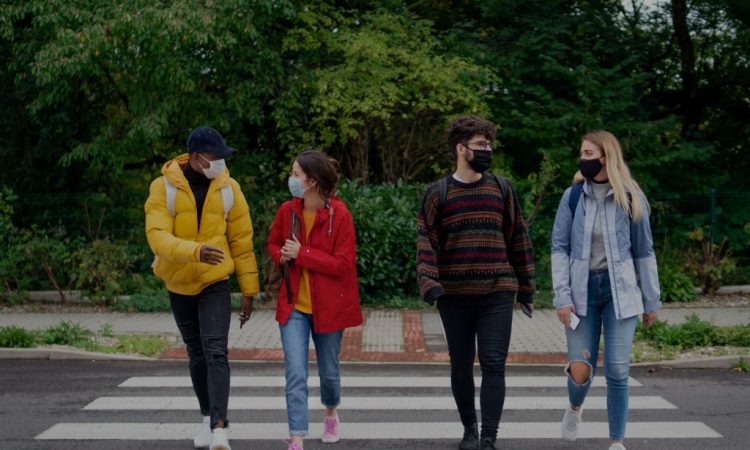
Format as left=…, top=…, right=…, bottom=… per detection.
left=35, top=373, right=722, bottom=443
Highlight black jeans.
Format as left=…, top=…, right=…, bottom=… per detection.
left=169, top=280, right=231, bottom=429
left=438, top=297, right=514, bottom=440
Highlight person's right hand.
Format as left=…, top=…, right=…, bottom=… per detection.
left=199, top=245, right=225, bottom=265
left=557, top=305, right=576, bottom=327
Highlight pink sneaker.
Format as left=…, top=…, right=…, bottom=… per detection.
left=283, top=438, right=303, bottom=450
left=321, top=415, right=340, bottom=443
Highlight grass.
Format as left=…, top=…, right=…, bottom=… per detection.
left=0, top=321, right=170, bottom=357
left=631, top=315, right=750, bottom=362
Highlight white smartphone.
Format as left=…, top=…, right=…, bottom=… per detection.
left=568, top=312, right=581, bottom=330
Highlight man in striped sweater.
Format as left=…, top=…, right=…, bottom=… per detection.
left=416, top=115, right=536, bottom=450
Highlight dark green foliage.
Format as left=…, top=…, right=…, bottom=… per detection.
left=0, top=0, right=748, bottom=304
left=0, top=326, right=38, bottom=348
left=337, top=180, right=422, bottom=305
left=42, top=321, right=92, bottom=346
left=636, top=314, right=750, bottom=350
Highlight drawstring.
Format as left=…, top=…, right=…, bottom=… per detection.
left=326, top=198, right=333, bottom=237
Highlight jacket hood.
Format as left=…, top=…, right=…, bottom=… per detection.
left=161, top=153, right=230, bottom=187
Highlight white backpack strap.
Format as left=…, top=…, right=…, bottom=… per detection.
left=163, top=177, right=177, bottom=217
left=220, top=185, right=234, bottom=220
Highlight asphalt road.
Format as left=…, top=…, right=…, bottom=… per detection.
left=0, top=360, right=748, bottom=449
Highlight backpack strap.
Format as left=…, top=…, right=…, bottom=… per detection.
left=165, top=177, right=234, bottom=219
left=163, top=177, right=177, bottom=217
left=220, top=185, right=234, bottom=220
left=435, top=176, right=450, bottom=250
left=569, top=181, right=584, bottom=219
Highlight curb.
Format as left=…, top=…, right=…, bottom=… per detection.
left=2, top=347, right=748, bottom=369
left=632, top=354, right=750, bottom=369
left=0, top=347, right=157, bottom=361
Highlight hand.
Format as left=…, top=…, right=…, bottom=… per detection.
left=642, top=311, right=657, bottom=328
left=239, top=296, right=253, bottom=328
left=281, top=234, right=301, bottom=261
left=279, top=254, right=290, bottom=264
left=557, top=305, right=576, bottom=327
left=199, top=245, right=225, bottom=265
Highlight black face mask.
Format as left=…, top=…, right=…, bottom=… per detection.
left=579, top=158, right=603, bottom=179
left=468, top=150, right=492, bottom=173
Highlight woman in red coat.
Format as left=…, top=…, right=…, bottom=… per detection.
left=267, top=149, right=362, bottom=450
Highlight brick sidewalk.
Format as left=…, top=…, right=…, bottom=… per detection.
left=3, top=307, right=749, bottom=364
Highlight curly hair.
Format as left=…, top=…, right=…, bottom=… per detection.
left=445, top=115, right=497, bottom=157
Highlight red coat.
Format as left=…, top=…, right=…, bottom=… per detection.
left=267, top=197, right=362, bottom=334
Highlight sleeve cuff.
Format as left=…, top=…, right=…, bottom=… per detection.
left=424, top=286, right=444, bottom=305
left=516, top=292, right=534, bottom=305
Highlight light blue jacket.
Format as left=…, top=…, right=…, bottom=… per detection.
left=551, top=181, right=661, bottom=319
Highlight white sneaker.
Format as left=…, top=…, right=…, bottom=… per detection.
left=609, top=444, right=626, bottom=450
left=210, top=427, right=231, bottom=450
left=193, top=416, right=211, bottom=448
left=561, top=406, right=582, bottom=441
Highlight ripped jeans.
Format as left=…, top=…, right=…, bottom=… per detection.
left=565, top=270, right=637, bottom=441
left=169, top=280, right=231, bottom=430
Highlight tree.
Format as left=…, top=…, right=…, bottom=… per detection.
left=278, top=5, right=494, bottom=182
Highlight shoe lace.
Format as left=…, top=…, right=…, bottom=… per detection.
left=324, top=416, right=338, bottom=435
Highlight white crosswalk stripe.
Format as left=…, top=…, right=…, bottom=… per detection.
left=36, top=374, right=722, bottom=441
left=36, top=421, right=722, bottom=440
left=118, top=375, right=642, bottom=388
left=84, top=395, right=676, bottom=410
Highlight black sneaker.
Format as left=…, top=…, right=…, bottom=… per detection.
left=458, top=424, right=479, bottom=450
left=480, top=437, right=496, bottom=450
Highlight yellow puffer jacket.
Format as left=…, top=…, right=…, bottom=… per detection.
left=145, top=154, right=259, bottom=296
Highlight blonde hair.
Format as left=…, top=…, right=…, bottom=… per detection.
left=574, top=130, right=648, bottom=221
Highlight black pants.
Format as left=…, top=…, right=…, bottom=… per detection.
left=438, top=297, right=514, bottom=440
left=169, top=280, right=231, bottom=429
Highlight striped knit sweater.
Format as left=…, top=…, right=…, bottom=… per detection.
left=416, top=173, right=536, bottom=305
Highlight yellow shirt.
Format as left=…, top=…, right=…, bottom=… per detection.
left=294, top=210, right=316, bottom=314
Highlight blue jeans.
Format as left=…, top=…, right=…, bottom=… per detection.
left=280, top=310, right=343, bottom=436
left=169, top=280, right=231, bottom=430
left=565, top=270, right=637, bottom=441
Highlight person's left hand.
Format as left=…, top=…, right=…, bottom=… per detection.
left=642, top=311, right=657, bottom=328
left=281, top=234, right=301, bottom=260
left=239, top=296, right=253, bottom=328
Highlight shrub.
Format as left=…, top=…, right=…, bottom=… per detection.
left=0, top=326, right=38, bottom=348
left=42, top=321, right=92, bottom=346
left=659, top=263, right=696, bottom=303
left=111, top=289, right=171, bottom=313
left=72, top=238, right=134, bottom=302
left=338, top=180, right=422, bottom=305
left=685, top=228, right=736, bottom=294
left=635, top=314, right=750, bottom=350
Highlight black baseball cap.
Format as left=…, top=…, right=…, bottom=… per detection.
left=186, top=126, right=236, bottom=158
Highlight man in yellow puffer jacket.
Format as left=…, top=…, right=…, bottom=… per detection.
left=145, top=126, right=258, bottom=450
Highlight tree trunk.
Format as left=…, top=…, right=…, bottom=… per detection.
left=670, top=0, right=701, bottom=133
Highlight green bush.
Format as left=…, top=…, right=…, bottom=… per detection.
left=659, top=263, right=696, bottom=303
left=42, top=321, right=92, bottom=346
left=0, top=326, right=38, bottom=348
left=338, top=180, right=422, bottom=305
left=72, top=238, right=134, bottom=302
left=111, top=289, right=170, bottom=313
left=636, top=314, right=750, bottom=350
left=725, top=324, right=750, bottom=347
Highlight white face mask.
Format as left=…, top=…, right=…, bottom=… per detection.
left=199, top=154, right=226, bottom=179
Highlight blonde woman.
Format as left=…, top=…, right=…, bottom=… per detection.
left=551, top=131, right=661, bottom=450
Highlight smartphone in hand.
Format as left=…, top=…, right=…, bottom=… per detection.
left=568, top=312, right=580, bottom=330
left=520, top=303, right=533, bottom=318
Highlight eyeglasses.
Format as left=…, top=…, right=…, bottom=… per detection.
left=464, top=141, right=492, bottom=151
